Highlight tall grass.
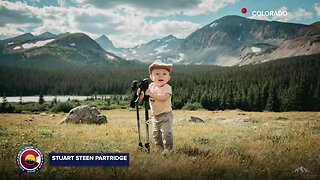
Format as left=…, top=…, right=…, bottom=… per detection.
left=0, top=110, right=319, bottom=179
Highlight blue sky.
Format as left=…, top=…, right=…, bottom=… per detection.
left=0, top=0, right=319, bottom=48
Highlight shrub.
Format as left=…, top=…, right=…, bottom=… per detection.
left=182, top=102, right=203, bottom=111
left=53, top=102, right=74, bottom=113
left=0, top=104, right=15, bottom=113
left=176, top=145, right=210, bottom=157
left=10, top=103, right=47, bottom=113
left=192, top=137, right=210, bottom=145
left=100, top=106, right=110, bottom=110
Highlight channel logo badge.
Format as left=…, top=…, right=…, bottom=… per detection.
left=16, top=146, right=44, bottom=173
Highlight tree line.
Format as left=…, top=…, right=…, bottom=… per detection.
left=0, top=54, right=319, bottom=111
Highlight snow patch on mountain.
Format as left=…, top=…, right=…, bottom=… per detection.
left=13, top=46, right=21, bottom=50
left=251, top=47, right=261, bottom=53
left=210, top=22, right=218, bottom=28
left=164, top=38, right=174, bottom=43
left=106, top=54, right=115, bottom=59
left=178, top=53, right=185, bottom=61
left=22, top=39, right=55, bottom=49
left=155, top=44, right=169, bottom=54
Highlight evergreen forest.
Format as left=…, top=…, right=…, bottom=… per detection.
left=0, top=54, right=319, bottom=111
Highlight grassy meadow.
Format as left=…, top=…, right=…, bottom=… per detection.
left=0, top=109, right=319, bottom=179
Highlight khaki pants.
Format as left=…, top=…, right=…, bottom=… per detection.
left=152, top=111, right=173, bottom=150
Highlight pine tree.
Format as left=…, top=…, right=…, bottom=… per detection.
left=265, top=85, right=279, bottom=112
left=247, top=87, right=255, bottom=110
left=53, top=96, right=57, bottom=104
left=39, top=94, right=45, bottom=105
left=19, top=95, right=22, bottom=104
left=1, top=94, right=7, bottom=108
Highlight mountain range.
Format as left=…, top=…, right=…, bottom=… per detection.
left=1, top=15, right=320, bottom=68
left=0, top=32, right=140, bottom=68
left=96, top=15, right=320, bottom=66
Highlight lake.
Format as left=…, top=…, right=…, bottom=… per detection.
left=4, top=95, right=105, bottom=102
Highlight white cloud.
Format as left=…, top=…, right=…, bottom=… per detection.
left=184, top=0, right=238, bottom=16
left=272, top=6, right=312, bottom=22
left=75, top=0, right=238, bottom=16
left=0, top=0, right=219, bottom=47
left=76, top=0, right=200, bottom=12
left=146, top=20, right=201, bottom=39
left=0, top=1, right=79, bottom=38
left=100, top=15, right=201, bottom=47
left=0, top=24, right=26, bottom=39
left=73, top=0, right=86, bottom=3
left=249, top=6, right=313, bottom=23
left=315, top=3, right=320, bottom=16
left=57, top=0, right=66, bottom=7
left=32, top=6, right=78, bottom=35
left=0, top=1, right=42, bottom=26
left=0, top=1, right=201, bottom=47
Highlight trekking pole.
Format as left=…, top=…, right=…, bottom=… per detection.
left=140, top=78, right=151, bottom=153
left=135, top=97, right=143, bottom=149
left=131, top=80, right=143, bottom=149
left=131, top=78, right=150, bottom=153
left=144, top=95, right=150, bottom=153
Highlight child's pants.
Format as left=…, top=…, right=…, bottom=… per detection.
left=152, top=111, right=173, bottom=150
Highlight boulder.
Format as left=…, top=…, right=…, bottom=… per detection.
left=59, top=105, right=107, bottom=124
left=291, top=166, right=317, bottom=179
left=189, top=116, right=205, bottom=123
left=39, top=112, right=47, bottom=116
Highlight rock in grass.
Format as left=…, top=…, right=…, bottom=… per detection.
left=189, top=116, right=205, bottom=123
left=222, top=117, right=257, bottom=123
left=291, top=166, right=317, bottom=179
left=59, top=105, right=107, bottom=124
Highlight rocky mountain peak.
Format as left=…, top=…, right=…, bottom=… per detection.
left=37, top=32, right=56, bottom=39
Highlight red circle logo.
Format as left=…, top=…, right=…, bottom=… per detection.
left=17, top=147, right=44, bottom=173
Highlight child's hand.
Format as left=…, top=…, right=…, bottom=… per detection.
left=145, top=89, right=152, bottom=97
left=137, top=88, right=144, bottom=99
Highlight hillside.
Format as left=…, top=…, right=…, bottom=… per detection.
left=125, top=35, right=184, bottom=63
left=0, top=33, right=139, bottom=68
left=175, top=15, right=320, bottom=65
left=95, top=16, right=320, bottom=66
